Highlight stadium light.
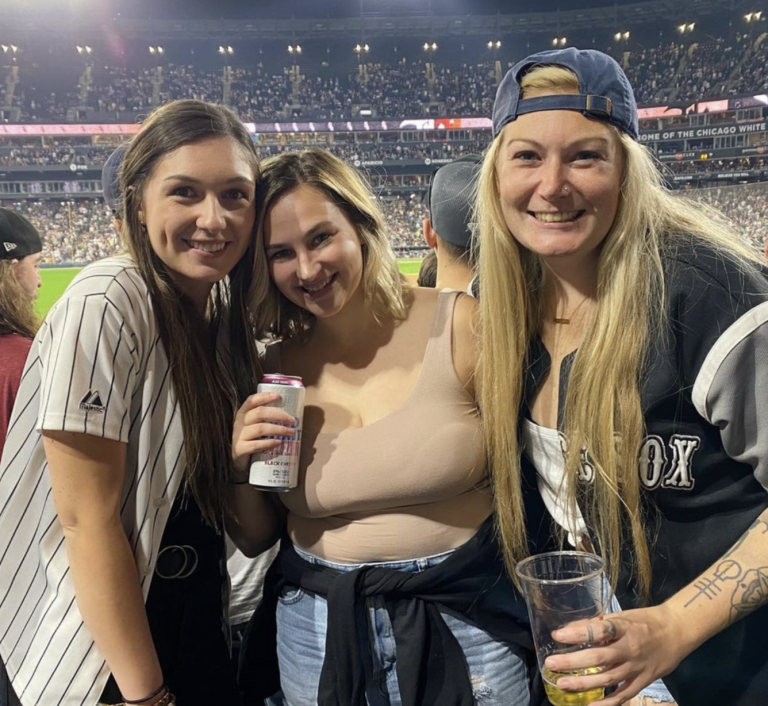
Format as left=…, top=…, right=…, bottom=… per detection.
left=1, top=45, right=19, bottom=54
left=354, top=43, right=370, bottom=54
left=552, top=37, right=567, bottom=47
left=677, top=23, right=695, bottom=34
left=487, top=40, right=501, bottom=49
left=287, top=44, right=302, bottom=54
left=148, top=45, right=164, bottom=55
left=614, top=31, right=630, bottom=42
left=423, top=42, right=437, bottom=52
left=218, top=45, right=234, bottom=55
left=745, top=12, right=763, bottom=22
left=76, top=45, right=92, bottom=55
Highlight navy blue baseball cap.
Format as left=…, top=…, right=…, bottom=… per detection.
left=102, top=142, right=129, bottom=218
left=492, top=48, right=638, bottom=140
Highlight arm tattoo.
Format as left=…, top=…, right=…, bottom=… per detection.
left=730, top=567, right=768, bottom=623
left=684, top=560, right=742, bottom=607
left=683, top=517, right=768, bottom=620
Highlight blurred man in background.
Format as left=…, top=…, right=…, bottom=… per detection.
left=423, top=154, right=482, bottom=295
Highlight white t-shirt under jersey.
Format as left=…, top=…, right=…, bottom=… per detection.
left=0, top=256, right=185, bottom=706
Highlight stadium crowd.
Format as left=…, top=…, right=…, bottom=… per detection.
left=0, top=138, right=490, bottom=166
left=5, top=28, right=768, bottom=124
left=665, top=156, right=768, bottom=174
left=4, top=177, right=765, bottom=266
left=2, top=28, right=767, bottom=265
left=691, top=181, right=768, bottom=250
left=9, top=199, right=119, bottom=264
left=1, top=193, right=429, bottom=265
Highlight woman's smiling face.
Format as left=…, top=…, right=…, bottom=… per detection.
left=264, top=184, right=365, bottom=319
left=139, top=135, right=256, bottom=308
left=495, top=109, right=624, bottom=267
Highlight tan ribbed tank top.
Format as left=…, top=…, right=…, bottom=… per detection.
left=272, top=290, right=492, bottom=562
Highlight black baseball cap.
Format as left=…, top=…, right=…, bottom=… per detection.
left=102, top=142, right=129, bottom=218
left=424, top=154, right=482, bottom=250
left=492, top=48, right=639, bottom=140
left=0, top=207, right=42, bottom=260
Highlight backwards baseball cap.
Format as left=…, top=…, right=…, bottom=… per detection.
left=424, top=154, right=482, bottom=250
left=492, top=47, right=638, bottom=140
left=102, top=142, right=129, bottom=218
left=0, top=207, right=42, bottom=260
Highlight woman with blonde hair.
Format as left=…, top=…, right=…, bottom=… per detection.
left=232, top=147, right=540, bottom=705
left=478, top=47, right=768, bottom=706
left=0, top=99, right=265, bottom=706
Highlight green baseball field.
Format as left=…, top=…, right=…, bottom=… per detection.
left=37, top=260, right=423, bottom=318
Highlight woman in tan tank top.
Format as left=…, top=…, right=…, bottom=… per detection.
left=227, top=149, right=542, bottom=706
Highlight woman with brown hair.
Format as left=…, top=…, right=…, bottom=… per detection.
left=478, top=47, right=768, bottom=706
left=0, top=99, right=265, bottom=706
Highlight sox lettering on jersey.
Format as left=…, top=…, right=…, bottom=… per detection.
left=557, top=432, right=596, bottom=483
left=560, top=433, right=701, bottom=491
left=639, top=434, right=700, bottom=490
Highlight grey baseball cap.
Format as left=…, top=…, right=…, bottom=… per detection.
left=102, top=142, right=129, bottom=218
left=424, top=154, right=482, bottom=250
left=492, top=47, right=638, bottom=140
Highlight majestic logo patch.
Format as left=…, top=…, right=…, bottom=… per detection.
left=3, top=242, right=18, bottom=252
left=79, top=390, right=105, bottom=413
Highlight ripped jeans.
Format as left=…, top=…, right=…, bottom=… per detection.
left=268, top=546, right=531, bottom=706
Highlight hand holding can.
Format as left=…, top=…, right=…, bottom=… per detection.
left=248, top=375, right=305, bottom=492
left=232, top=391, right=297, bottom=475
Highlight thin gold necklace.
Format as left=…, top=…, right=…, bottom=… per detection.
left=552, top=297, right=590, bottom=325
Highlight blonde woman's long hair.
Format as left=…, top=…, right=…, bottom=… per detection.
left=252, top=148, right=408, bottom=342
left=478, top=65, right=761, bottom=596
left=0, top=260, right=39, bottom=338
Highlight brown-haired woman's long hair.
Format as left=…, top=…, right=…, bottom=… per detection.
left=251, top=148, right=408, bottom=342
left=120, top=99, right=262, bottom=528
left=477, top=66, right=761, bottom=597
left=0, top=260, right=39, bottom=338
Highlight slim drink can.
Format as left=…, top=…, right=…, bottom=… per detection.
left=249, top=374, right=305, bottom=492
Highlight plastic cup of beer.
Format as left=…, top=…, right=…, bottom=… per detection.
left=516, top=551, right=609, bottom=706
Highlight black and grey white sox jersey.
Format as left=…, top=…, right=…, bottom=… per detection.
left=0, top=256, right=185, bottom=706
left=522, top=241, right=768, bottom=706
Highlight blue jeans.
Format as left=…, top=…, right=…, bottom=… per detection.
left=269, top=546, right=531, bottom=706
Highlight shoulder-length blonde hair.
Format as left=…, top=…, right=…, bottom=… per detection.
left=252, top=148, right=407, bottom=342
left=478, top=65, right=760, bottom=596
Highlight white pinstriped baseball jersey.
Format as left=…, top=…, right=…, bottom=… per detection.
left=0, top=255, right=185, bottom=706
